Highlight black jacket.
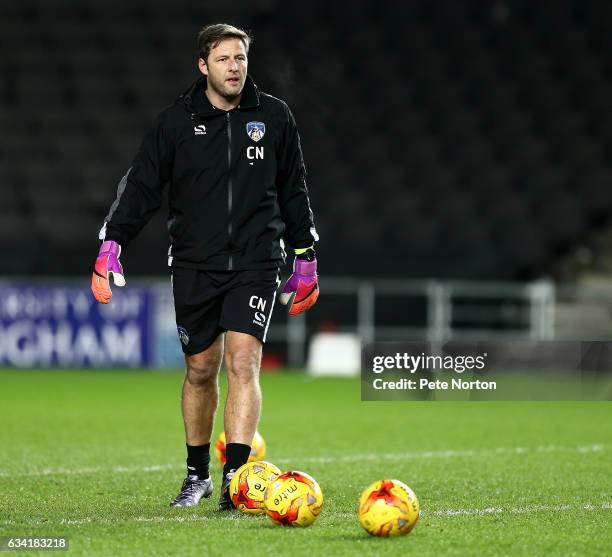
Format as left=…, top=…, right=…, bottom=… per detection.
left=100, top=75, right=317, bottom=270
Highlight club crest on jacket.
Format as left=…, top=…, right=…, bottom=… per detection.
left=246, top=121, right=265, bottom=142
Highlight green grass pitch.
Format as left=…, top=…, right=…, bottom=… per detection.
left=0, top=369, right=611, bottom=556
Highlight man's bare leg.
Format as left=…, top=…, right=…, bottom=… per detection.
left=218, top=331, right=263, bottom=509
left=224, top=331, right=263, bottom=445
left=170, top=334, right=224, bottom=507
left=182, top=334, right=225, bottom=445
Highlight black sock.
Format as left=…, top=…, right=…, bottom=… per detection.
left=223, top=443, right=251, bottom=476
left=186, top=443, right=210, bottom=479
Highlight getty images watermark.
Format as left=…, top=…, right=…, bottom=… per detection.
left=371, top=350, right=493, bottom=392
left=362, top=341, right=612, bottom=401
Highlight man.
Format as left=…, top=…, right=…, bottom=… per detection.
left=91, top=23, right=319, bottom=510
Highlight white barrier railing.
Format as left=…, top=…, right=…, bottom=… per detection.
left=267, top=278, right=556, bottom=367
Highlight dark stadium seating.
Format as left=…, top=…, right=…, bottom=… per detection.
left=1, top=0, right=611, bottom=279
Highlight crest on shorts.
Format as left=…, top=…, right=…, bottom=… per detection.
left=177, top=326, right=190, bottom=346
left=246, top=121, right=265, bottom=142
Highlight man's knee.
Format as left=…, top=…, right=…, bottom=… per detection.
left=227, top=348, right=261, bottom=381
left=186, top=361, right=219, bottom=386
left=186, top=340, right=223, bottom=386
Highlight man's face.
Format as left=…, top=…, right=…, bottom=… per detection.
left=199, top=38, right=248, bottom=100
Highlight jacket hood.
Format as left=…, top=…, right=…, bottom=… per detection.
left=178, top=75, right=260, bottom=118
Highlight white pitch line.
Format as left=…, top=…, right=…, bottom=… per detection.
left=426, top=502, right=612, bottom=517
left=275, top=443, right=606, bottom=465
left=1, top=513, right=250, bottom=527
left=0, top=463, right=178, bottom=478
left=0, top=444, right=605, bottom=479
left=1, top=502, right=609, bottom=528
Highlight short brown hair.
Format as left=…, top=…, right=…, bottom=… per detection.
left=197, top=23, right=252, bottom=61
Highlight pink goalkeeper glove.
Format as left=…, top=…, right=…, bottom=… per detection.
left=91, top=240, right=126, bottom=304
left=279, top=256, right=319, bottom=316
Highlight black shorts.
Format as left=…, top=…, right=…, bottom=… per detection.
left=171, top=267, right=281, bottom=354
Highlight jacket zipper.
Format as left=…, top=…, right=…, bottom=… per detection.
left=226, top=112, right=233, bottom=271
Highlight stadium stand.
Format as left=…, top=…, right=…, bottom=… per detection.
left=1, top=0, right=610, bottom=279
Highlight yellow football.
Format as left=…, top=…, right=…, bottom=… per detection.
left=358, top=479, right=420, bottom=537
left=229, top=461, right=281, bottom=514
left=264, top=471, right=323, bottom=527
left=214, top=431, right=266, bottom=465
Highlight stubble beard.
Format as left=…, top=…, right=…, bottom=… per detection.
left=208, top=74, right=244, bottom=101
